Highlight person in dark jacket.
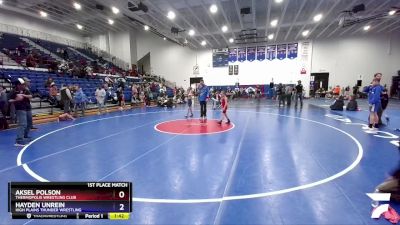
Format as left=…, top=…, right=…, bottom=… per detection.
left=0, top=86, right=8, bottom=129
left=9, top=78, right=33, bottom=146
left=294, top=80, right=303, bottom=107
left=330, top=96, right=345, bottom=111
left=60, top=85, right=72, bottom=113
left=277, top=83, right=285, bottom=107
left=378, top=88, right=390, bottom=125
left=346, top=95, right=358, bottom=111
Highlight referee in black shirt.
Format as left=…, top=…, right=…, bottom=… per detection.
left=295, top=80, right=304, bottom=107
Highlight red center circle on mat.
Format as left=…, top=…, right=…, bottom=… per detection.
left=155, top=119, right=235, bottom=135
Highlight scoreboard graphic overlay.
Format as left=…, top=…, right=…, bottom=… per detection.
left=9, top=182, right=132, bottom=220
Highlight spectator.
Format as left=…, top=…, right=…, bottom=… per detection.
left=26, top=53, right=36, bottom=67
left=344, top=86, right=350, bottom=99
left=0, top=86, right=8, bottom=129
left=63, top=48, right=69, bottom=60
left=95, top=85, right=106, bottom=114
left=295, top=80, right=304, bottom=107
left=131, top=84, right=138, bottom=104
left=346, top=95, right=358, bottom=111
left=185, top=87, right=194, bottom=118
left=352, top=84, right=359, bottom=98
left=116, top=86, right=125, bottom=110
left=397, top=82, right=400, bottom=99
left=330, top=96, right=345, bottom=111
left=23, top=77, right=37, bottom=130
left=85, top=65, right=93, bottom=78
left=139, top=91, right=145, bottom=106
left=333, top=85, right=341, bottom=97
left=285, top=85, right=293, bottom=106
left=45, top=77, right=54, bottom=88
left=277, top=83, right=285, bottom=107
left=255, top=86, right=262, bottom=99
left=73, top=86, right=88, bottom=117
left=380, top=88, right=390, bottom=124
left=211, top=91, right=220, bottom=110
left=60, top=84, right=72, bottom=113
left=48, top=82, right=58, bottom=106
left=9, top=78, right=32, bottom=146
left=58, top=60, right=69, bottom=76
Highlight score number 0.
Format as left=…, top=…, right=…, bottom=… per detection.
left=118, top=191, right=125, bottom=211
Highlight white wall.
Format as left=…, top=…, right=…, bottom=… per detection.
left=109, top=31, right=131, bottom=65
left=136, top=31, right=197, bottom=87
left=0, top=8, right=84, bottom=44
left=311, top=33, right=400, bottom=88
left=89, top=30, right=137, bottom=67
left=89, top=34, right=109, bottom=52
left=195, top=41, right=313, bottom=95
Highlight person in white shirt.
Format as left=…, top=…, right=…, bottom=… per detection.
left=185, top=87, right=194, bottom=118
left=95, top=85, right=106, bottom=114
left=131, top=84, right=138, bottom=104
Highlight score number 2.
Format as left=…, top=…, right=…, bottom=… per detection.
left=119, top=191, right=125, bottom=211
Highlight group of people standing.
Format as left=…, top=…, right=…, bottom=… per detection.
left=185, top=79, right=231, bottom=124
left=276, top=80, right=304, bottom=107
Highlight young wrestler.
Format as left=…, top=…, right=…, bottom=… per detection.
left=218, top=91, right=231, bottom=124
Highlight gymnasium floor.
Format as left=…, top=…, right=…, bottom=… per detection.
left=0, top=99, right=399, bottom=225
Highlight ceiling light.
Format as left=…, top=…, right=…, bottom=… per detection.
left=302, top=30, right=309, bottom=36
left=108, top=19, right=114, bottom=25
left=201, top=40, right=207, bottom=46
left=275, top=0, right=283, bottom=3
left=188, top=29, right=195, bottom=36
left=389, top=10, right=396, bottom=16
left=268, top=34, right=274, bottom=40
left=76, top=24, right=83, bottom=30
left=144, top=25, right=149, bottom=31
left=229, top=38, right=234, bottom=43
left=221, top=25, right=228, bottom=32
left=270, top=19, right=278, bottom=27
left=73, top=2, right=81, bottom=10
left=111, top=6, right=119, bottom=14
left=313, top=14, right=323, bottom=22
left=363, top=25, right=370, bottom=31
left=0, top=0, right=3, bottom=5
left=210, top=4, right=218, bottom=13
left=39, top=11, right=47, bottom=17
left=167, top=11, right=176, bottom=20
left=163, top=37, right=167, bottom=41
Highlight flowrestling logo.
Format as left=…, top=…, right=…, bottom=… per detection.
left=366, top=193, right=391, bottom=218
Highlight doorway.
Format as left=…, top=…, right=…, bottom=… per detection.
left=312, top=72, right=329, bottom=91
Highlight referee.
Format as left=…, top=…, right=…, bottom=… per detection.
left=197, top=79, right=209, bottom=122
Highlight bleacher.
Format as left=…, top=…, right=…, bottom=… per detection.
left=1, top=32, right=127, bottom=74
left=29, top=38, right=89, bottom=63
left=0, top=33, right=56, bottom=68
left=0, top=69, right=139, bottom=103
